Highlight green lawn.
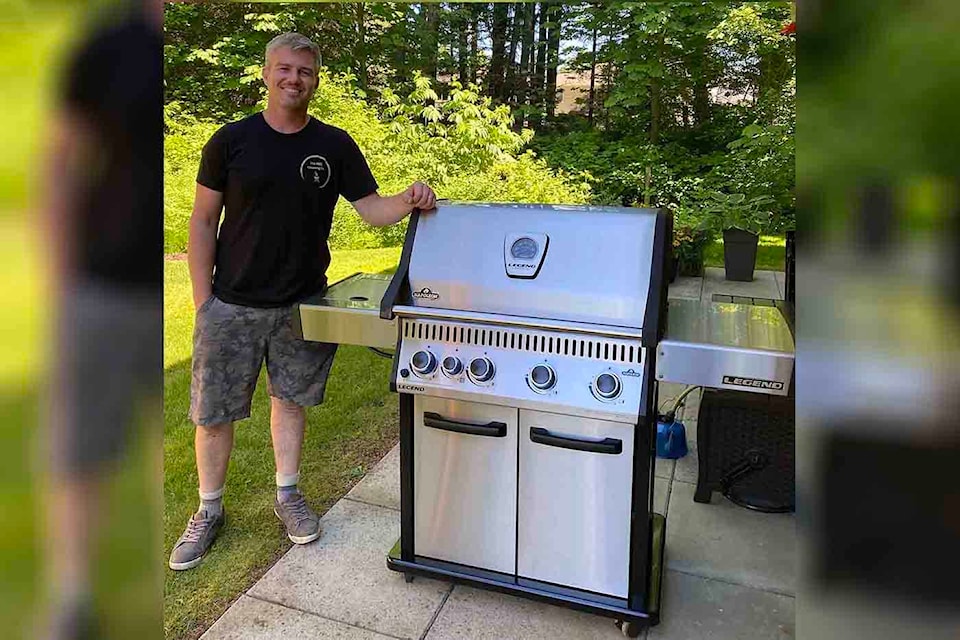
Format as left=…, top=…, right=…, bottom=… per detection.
left=164, top=247, right=402, bottom=640
left=703, top=235, right=786, bottom=271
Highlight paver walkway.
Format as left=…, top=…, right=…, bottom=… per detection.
left=200, top=268, right=794, bottom=639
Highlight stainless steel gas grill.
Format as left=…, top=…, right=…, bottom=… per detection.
left=295, top=202, right=795, bottom=636
left=372, top=202, right=669, bottom=635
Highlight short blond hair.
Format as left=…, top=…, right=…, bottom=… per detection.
left=265, top=32, right=321, bottom=70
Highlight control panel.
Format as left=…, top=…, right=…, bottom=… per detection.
left=394, top=318, right=645, bottom=423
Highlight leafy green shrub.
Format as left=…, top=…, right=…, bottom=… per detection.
left=442, top=153, right=590, bottom=204
left=380, top=74, right=534, bottom=180
left=695, top=191, right=777, bottom=236
left=530, top=129, right=724, bottom=212
left=164, top=103, right=219, bottom=253
left=709, top=122, right=794, bottom=232
left=531, top=100, right=794, bottom=239
left=668, top=122, right=793, bottom=237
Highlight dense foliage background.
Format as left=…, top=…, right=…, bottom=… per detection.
left=164, top=2, right=794, bottom=253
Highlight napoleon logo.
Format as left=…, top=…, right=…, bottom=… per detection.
left=722, top=375, right=784, bottom=391
left=412, top=287, right=440, bottom=301
left=621, top=368, right=643, bottom=378
left=300, top=155, right=332, bottom=189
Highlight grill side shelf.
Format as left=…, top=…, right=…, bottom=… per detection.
left=292, top=272, right=361, bottom=340
left=655, top=299, right=795, bottom=396
left=296, top=273, right=397, bottom=349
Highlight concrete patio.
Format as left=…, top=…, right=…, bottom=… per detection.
left=200, top=268, right=795, bottom=640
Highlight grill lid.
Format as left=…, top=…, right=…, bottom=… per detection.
left=397, top=203, right=665, bottom=330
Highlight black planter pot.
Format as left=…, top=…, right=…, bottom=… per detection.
left=722, top=228, right=759, bottom=282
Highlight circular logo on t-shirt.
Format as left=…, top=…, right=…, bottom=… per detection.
left=300, top=155, right=331, bottom=189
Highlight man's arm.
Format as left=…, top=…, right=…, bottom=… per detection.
left=187, top=183, right=224, bottom=310
left=351, top=181, right=437, bottom=227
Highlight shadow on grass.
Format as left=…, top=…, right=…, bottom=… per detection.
left=163, top=344, right=399, bottom=640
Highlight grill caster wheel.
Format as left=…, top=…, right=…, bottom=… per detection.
left=615, top=619, right=641, bottom=638
left=404, top=574, right=415, bottom=583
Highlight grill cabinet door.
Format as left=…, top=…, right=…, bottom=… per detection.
left=414, top=396, right=518, bottom=575
left=517, top=410, right=635, bottom=597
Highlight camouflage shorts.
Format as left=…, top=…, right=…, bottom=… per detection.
left=189, top=295, right=338, bottom=427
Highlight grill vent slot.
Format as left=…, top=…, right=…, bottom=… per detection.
left=402, top=320, right=642, bottom=364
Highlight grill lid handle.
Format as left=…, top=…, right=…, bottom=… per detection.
left=529, top=427, right=622, bottom=455
left=423, top=412, right=507, bottom=438
left=380, top=208, right=422, bottom=320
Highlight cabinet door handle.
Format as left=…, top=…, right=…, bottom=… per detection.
left=529, top=427, right=622, bottom=454
left=423, top=412, right=507, bottom=437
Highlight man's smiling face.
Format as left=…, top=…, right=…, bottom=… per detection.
left=262, top=46, right=318, bottom=110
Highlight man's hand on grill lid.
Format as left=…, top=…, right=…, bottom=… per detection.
left=403, top=181, right=437, bottom=211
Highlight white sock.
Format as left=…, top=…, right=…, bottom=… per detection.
left=199, top=486, right=224, bottom=516
left=276, top=471, right=299, bottom=501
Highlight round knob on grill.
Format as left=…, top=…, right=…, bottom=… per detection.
left=410, top=350, right=437, bottom=376
left=441, top=355, right=463, bottom=377
left=528, top=364, right=556, bottom=392
left=468, top=357, right=495, bottom=384
left=593, top=372, right=622, bottom=400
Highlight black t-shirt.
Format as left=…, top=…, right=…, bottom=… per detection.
left=61, top=13, right=163, bottom=289
left=197, top=113, right=378, bottom=307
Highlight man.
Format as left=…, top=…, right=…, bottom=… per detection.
left=169, top=32, right=436, bottom=570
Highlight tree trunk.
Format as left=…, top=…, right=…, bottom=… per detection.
left=533, top=2, right=548, bottom=118
left=692, top=41, right=711, bottom=127
left=457, top=4, right=468, bottom=83
left=693, top=81, right=710, bottom=126
left=545, top=3, right=561, bottom=118
left=424, top=3, right=439, bottom=81
left=469, top=3, right=480, bottom=85
left=588, top=13, right=597, bottom=123
left=650, top=78, right=661, bottom=144
left=518, top=2, right=535, bottom=109
left=489, top=2, right=508, bottom=98
left=649, top=32, right=666, bottom=144
left=504, top=3, right=521, bottom=102
left=356, top=3, right=367, bottom=90
left=758, top=48, right=790, bottom=108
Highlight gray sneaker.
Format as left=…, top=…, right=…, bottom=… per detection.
left=168, top=509, right=224, bottom=571
left=274, top=492, right=321, bottom=544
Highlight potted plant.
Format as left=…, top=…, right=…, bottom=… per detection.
left=700, top=191, right=775, bottom=282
